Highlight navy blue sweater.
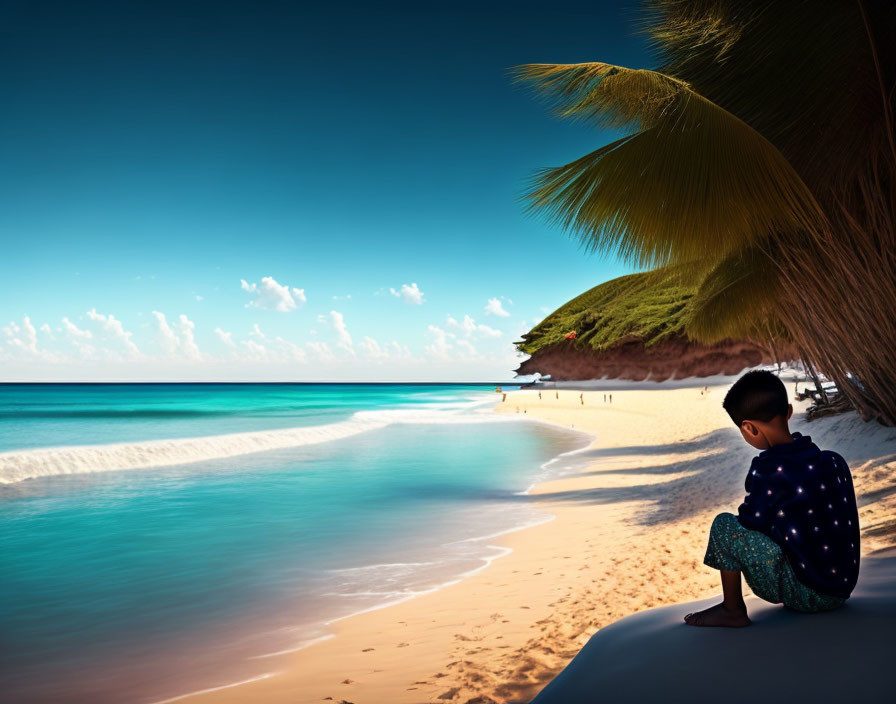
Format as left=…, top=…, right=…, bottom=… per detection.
left=737, top=433, right=860, bottom=599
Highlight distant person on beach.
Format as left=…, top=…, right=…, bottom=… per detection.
left=579, top=393, right=584, bottom=405
left=609, top=393, right=612, bottom=404
left=685, top=370, right=859, bottom=628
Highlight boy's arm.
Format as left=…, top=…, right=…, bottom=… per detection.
left=737, top=463, right=787, bottom=534
left=736, top=462, right=762, bottom=530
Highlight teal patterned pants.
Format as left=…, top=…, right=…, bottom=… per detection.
left=704, top=512, right=845, bottom=613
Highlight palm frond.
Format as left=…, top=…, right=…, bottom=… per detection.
left=640, top=0, right=896, bottom=192
left=684, top=243, right=784, bottom=344
left=514, top=61, right=827, bottom=268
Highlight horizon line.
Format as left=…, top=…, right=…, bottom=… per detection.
left=0, top=380, right=525, bottom=386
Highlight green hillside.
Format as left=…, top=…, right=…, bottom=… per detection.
left=517, top=270, right=696, bottom=355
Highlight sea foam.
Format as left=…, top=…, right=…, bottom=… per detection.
left=0, top=401, right=516, bottom=484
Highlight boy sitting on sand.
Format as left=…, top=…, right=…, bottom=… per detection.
left=685, top=370, right=860, bottom=627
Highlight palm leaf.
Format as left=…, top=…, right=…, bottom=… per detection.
left=514, top=62, right=827, bottom=270
left=684, top=242, right=785, bottom=343
left=640, top=0, right=896, bottom=193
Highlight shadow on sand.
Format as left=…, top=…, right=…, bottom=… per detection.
left=532, top=548, right=896, bottom=704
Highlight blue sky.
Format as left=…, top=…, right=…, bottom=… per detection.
left=1, top=1, right=649, bottom=381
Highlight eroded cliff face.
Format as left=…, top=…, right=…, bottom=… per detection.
left=515, top=336, right=779, bottom=381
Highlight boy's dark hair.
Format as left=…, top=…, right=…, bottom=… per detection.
left=723, top=370, right=788, bottom=426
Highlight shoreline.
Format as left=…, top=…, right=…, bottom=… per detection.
left=150, top=409, right=591, bottom=704
left=169, top=384, right=896, bottom=704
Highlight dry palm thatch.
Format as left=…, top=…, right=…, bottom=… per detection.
left=516, top=0, right=896, bottom=424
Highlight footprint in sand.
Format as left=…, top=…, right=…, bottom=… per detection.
left=397, top=642, right=409, bottom=647
left=361, top=648, right=374, bottom=652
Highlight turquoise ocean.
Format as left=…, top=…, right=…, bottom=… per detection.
left=0, top=384, right=588, bottom=703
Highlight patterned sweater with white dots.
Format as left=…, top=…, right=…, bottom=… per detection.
left=737, top=433, right=860, bottom=599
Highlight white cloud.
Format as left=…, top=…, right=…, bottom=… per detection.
left=274, top=336, right=307, bottom=362
left=241, top=276, right=306, bottom=312
left=446, top=315, right=474, bottom=336
left=213, top=323, right=307, bottom=364
left=329, top=311, right=354, bottom=355
left=484, top=297, right=510, bottom=318
left=425, top=314, right=505, bottom=363
left=2, top=317, right=38, bottom=354
left=177, top=314, right=202, bottom=361
left=86, top=309, right=140, bottom=358
left=332, top=294, right=352, bottom=301
left=4, top=313, right=145, bottom=365
left=386, top=341, right=412, bottom=359
left=152, top=311, right=201, bottom=360
left=390, top=282, right=425, bottom=305
left=11, top=317, right=37, bottom=352
left=306, top=340, right=335, bottom=361
left=240, top=339, right=269, bottom=361
left=214, top=327, right=236, bottom=348
left=424, top=325, right=453, bottom=360
left=455, top=339, right=477, bottom=358
left=475, top=323, right=502, bottom=338
left=152, top=311, right=179, bottom=355
left=447, top=314, right=502, bottom=339
left=1, top=316, right=63, bottom=363
left=61, top=317, right=95, bottom=358
left=358, top=336, right=412, bottom=360
left=358, top=336, right=384, bottom=358
left=62, top=317, right=92, bottom=339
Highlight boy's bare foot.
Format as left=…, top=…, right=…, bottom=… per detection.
left=684, top=602, right=751, bottom=628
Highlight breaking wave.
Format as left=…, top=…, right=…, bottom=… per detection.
left=0, top=401, right=517, bottom=485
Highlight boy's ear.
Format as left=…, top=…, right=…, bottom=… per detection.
left=741, top=420, right=760, bottom=438
left=787, top=404, right=793, bottom=420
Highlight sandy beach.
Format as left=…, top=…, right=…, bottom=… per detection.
left=182, top=382, right=896, bottom=704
